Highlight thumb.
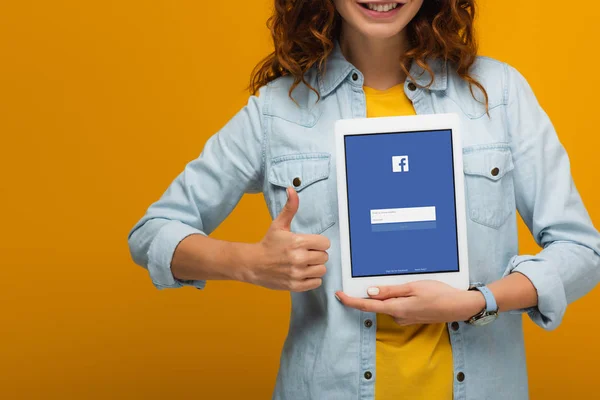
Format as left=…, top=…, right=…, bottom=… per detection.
left=367, top=284, right=413, bottom=299
left=272, top=187, right=299, bottom=231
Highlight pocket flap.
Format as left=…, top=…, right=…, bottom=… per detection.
left=268, top=153, right=331, bottom=192
left=463, top=146, right=514, bottom=181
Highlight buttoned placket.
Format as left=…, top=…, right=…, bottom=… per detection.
left=404, top=80, right=468, bottom=400
left=345, top=68, right=378, bottom=400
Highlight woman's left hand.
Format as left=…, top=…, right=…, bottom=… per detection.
left=335, top=280, right=486, bottom=326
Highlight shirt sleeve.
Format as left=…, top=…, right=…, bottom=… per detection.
left=502, top=64, right=600, bottom=330
left=127, top=90, right=265, bottom=290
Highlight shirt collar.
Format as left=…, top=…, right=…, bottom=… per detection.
left=317, top=41, right=448, bottom=97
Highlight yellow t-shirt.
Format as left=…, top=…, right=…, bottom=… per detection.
left=364, top=84, right=454, bottom=400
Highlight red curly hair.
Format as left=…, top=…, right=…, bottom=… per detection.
left=250, top=0, right=488, bottom=109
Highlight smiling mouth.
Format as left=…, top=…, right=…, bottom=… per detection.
left=359, top=2, right=402, bottom=12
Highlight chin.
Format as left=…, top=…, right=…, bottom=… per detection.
left=358, top=25, right=406, bottom=40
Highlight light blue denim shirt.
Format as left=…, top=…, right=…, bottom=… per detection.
left=128, top=43, right=600, bottom=400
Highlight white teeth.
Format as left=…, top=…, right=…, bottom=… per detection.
left=366, top=3, right=398, bottom=12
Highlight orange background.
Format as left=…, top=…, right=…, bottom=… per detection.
left=1, top=1, right=599, bottom=398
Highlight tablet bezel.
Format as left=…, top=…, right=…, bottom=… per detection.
left=334, top=113, right=470, bottom=298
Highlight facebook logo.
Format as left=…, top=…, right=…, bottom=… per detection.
left=392, top=155, right=409, bottom=172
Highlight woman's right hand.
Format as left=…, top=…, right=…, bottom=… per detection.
left=248, top=187, right=331, bottom=292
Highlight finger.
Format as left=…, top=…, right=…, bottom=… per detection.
left=294, top=233, right=331, bottom=251
left=306, top=250, right=329, bottom=266
left=299, top=264, right=327, bottom=279
left=367, top=283, right=414, bottom=300
left=335, top=291, right=389, bottom=313
left=291, top=278, right=322, bottom=292
left=272, top=187, right=299, bottom=231
left=393, top=317, right=410, bottom=326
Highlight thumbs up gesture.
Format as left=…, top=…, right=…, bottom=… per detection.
left=249, top=187, right=331, bottom=292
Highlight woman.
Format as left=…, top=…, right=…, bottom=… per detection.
left=128, top=0, right=600, bottom=399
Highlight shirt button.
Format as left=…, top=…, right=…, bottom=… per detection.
left=292, top=177, right=301, bottom=187
left=491, top=167, right=500, bottom=176
left=364, top=371, right=372, bottom=380
left=352, top=72, right=359, bottom=81
left=364, top=319, right=373, bottom=328
left=457, top=372, right=465, bottom=382
left=407, top=82, right=417, bottom=91
left=451, top=322, right=460, bottom=331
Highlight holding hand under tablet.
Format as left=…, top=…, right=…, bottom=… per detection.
left=336, top=269, right=537, bottom=327
left=335, top=280, right=486, bottom=326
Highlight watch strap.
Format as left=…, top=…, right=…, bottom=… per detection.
left=473, top=285, right=498, bottom=313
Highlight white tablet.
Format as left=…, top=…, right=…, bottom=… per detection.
left=334, top=113, right=469, bottom=298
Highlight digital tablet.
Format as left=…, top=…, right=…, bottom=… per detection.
left=334, top=113, right=469, bottom=298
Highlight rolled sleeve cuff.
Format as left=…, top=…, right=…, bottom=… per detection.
left=502, top=255, right=567, bottom=330
left=147, top=220, right=207, bottom=290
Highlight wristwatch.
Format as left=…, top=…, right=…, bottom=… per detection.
left=466, top=285, right=499, bottom=326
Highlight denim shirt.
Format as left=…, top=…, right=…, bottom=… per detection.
left=128, top=43, right=600, bottom=400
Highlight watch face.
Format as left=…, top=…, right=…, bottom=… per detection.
left=472, top=314, right=497, bottom=326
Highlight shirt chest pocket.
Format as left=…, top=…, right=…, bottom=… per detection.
left=463, top=145, right=516, bottom=229
left=268, top=153, right=336, bottom=235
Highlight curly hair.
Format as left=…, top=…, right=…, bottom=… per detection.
left=249, top=0, right=488, bottom=109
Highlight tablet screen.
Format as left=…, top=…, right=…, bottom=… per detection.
left=344, top=129, right=459, bottom=277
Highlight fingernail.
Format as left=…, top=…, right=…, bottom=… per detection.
left=367, top=287, right=380, bottom=296
left=334, top=293, right=341, bottom=302
left=286, top=187, right=290, bottom=197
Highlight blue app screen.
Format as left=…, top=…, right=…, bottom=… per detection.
left=344, top=129, right=459, bottom=277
